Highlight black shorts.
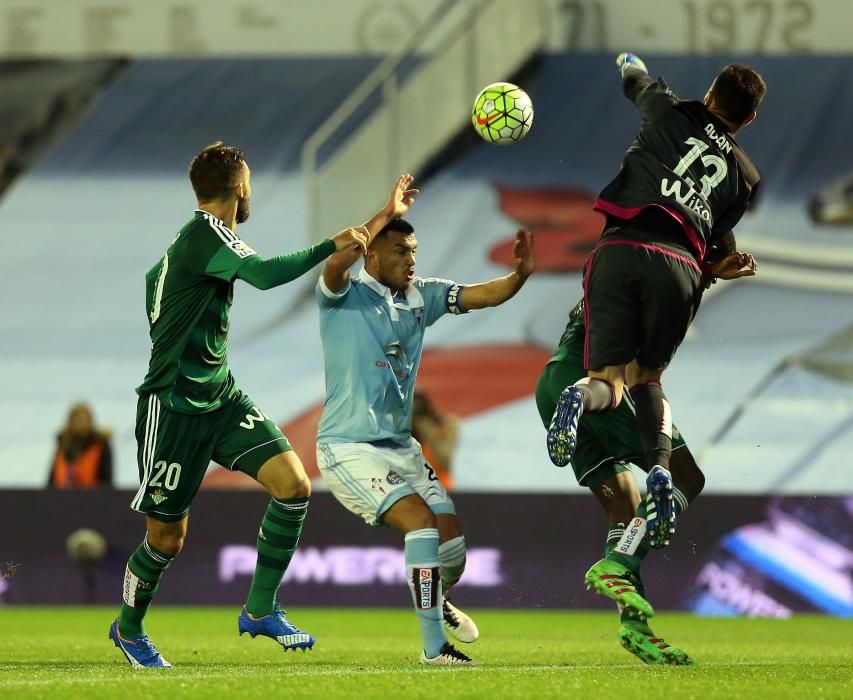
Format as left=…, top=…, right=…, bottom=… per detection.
left=583, top=222, right=702, bottom=371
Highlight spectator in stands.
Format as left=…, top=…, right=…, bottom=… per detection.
left=411, top=389, right=459, bottom=491
left=48, top=401, right=113, bottom=488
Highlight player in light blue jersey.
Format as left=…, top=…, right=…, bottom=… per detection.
left=315, top=178, right=535, bottom=665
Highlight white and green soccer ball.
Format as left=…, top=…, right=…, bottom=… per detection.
left=471, top=82, right=534, bottom=145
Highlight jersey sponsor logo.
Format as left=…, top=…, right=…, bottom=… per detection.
left=616, top=517, right=647, bottom=555
left=227, top=239, right=256, bottom=259
left=661, top=136, right=729, bottom=223
left=374, top=359, right=406, bottom=380
left=447, top=284, right=465, bottom=315
left=239, top=407, right=269, bottom=430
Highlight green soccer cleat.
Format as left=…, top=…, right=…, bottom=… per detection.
left=584, top=559, right=654, bottom=619
left=619, top=624, right=697, bottom=665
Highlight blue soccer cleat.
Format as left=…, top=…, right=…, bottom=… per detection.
left=238, top=603, right=315, bottom=651
left=547, top=385, right=585, bottom=467
left=109, top=618, right=172, bottom=669
left=645, top=465, right=676, bottom=548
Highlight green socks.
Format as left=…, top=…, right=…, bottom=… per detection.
left=118, top=496, right=311, bottom=636
left=605, top=500, right=652, bottom=571
left=245, top=497, right=309, bottom=617
left=118, top=537, right=174, bottom=637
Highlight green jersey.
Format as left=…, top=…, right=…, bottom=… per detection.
left=548, top=299, right=586, bottom=366
left=136, top=209, right=258, bottom=414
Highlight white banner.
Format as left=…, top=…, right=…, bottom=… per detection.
left=0, top=0, right=850, bottom=58
left=548, top=0, right=836, bottom=54
left=0, top=0, right=445, bottom=57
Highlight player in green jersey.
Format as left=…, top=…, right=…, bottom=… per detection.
left=536, top=299, right=698, bottom=664
left=110, top=142, right=416, bottom=669
left=536, top=248, right=756, bottom=666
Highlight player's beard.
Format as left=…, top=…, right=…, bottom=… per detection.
left=378, top=267, right=410, bottom=293
left=236, top=196, right=250, bottom=224
left=393, top=269, right=413, bottom=291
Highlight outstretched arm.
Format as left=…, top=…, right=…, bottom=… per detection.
left=459, top=230, right=535, bottom=310
left=323, top=174, right=419, bottom=293
left=238, top=228, right=368, bottom=290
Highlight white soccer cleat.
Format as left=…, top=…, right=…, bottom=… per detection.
left=442, top=599, right=480, bottom=643
left=419, top=642, right=477, bottom=666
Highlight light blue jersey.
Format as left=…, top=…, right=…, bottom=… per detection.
left=316, top=267, right=467, bottom=444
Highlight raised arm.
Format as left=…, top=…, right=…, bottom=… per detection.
left=323, top=174, right=419, bottom=293
left=616, top=52, right=651, bottom=102
left=459, top=230, right=535, bottom=310
left=616, top=53, right=678, bottom=122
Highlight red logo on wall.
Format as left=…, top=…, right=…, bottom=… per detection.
left=489, top=184, right=604, bottom=273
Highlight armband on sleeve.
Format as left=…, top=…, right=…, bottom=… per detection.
left=446, top=284, right=467, bottom=315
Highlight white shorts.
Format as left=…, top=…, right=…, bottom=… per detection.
left=316, top=439, right=455, bottom=526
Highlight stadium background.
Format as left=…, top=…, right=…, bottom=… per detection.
left=0, top=0, right=850, bottom=619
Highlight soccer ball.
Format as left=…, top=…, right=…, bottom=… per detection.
left=471, top=82, right=534, bottom=145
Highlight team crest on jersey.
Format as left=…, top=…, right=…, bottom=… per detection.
left=386, top=471, right=404, bottom=485
left=228, top=239, right=256, bottom=258
left=413, top=307, right=424, bottom=326
left=150, top=489, right=168, bottom=505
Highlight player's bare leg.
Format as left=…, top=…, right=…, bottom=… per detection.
left=436, top=513, right=479, bottom=643
left=383, top=496, right=476, bottom=666
left=238, top=451, right=315, bottom=652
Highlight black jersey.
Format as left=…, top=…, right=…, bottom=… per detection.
left=595, top=68, right=760, bottom=262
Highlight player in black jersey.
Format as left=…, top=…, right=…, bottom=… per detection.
left=547, top=54, right=765, bottom=616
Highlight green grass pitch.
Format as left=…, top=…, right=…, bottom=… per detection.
left=1, top=608, right=850, bottom=699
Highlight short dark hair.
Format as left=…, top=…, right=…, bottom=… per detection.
left=188, top=141, right=246, bottom=201
left=710, top=64, right=767, bottom=125
left=375, top=217, right=415, bottom=240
